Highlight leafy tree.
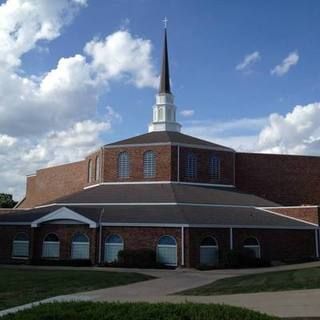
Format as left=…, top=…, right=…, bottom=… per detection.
left=0, top=193, right=17, bottom=208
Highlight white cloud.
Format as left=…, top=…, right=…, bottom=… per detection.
left=183, top=103, right=320, bottom=156
left=0, top=1, right=159, bottom=199
left=236, top=51, right=260, bottom=72
left=180, top=109, right=195, bottom=117
left=271, top=51, right=299, bottom=76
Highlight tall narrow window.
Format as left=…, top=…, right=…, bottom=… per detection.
left=95, top=156, right=100, bottom=181
left=185, top=153, right=197, bottom=179
left=88, top=159, right=93, bottom=183
left=72, top=233, right=90, bottom=260
left=209, top=155, right=221, bottom=180
left=12, top=233, right=29, bottom=258
left=104, top=234, right=124, bottom=263
left=144, top=151, right=156, bottom=178
left=118, top=152, right=130, bottom=178
left=42, top=233, right=60, bottom=258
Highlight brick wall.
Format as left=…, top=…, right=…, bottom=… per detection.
left=236, top=152, right=320, bottom=205
left=177, top=147, right=234, bottom=185
left=33, top=225, right=97, bottom=263
left=102, top=146, right=173, bottom=182
left=19, top=160, right=87, bottom=208
left=101, top=226, right=182, bottom=265
left=266, top=207, right=320, bottom=225
left=0, top=226, right=31, bottom=263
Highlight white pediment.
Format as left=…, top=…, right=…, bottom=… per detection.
left=31, top=207, right=97, bottom=228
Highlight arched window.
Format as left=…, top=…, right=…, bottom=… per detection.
left=200, top=237, right=219, bottom=266
left=42, top=233, right=60, bottom=258
left=118, top=152, right=130, bottom=179
left=88, top=159, right=93, bottom=183
left=209, top=155, right=221, bottom=180
left=144, top=151, right=156, bottom=178
left=71, top=233, right=90, bottom=260
left=95, top=156, right=100, bottom=181
left=185, top=153, right=197, bottom=179
left=243, top=237, right=261, bottom=258
left=157, top=235, right=177, bottom=266
left=12, top=233, right=29, bottom=258
left=104, top=234, right=124, bottom=263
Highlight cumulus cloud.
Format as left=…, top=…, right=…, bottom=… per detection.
left=183, top=103, right=320, bottom=156
left=180, top=109, right=195, bottom=117
left=0, top=1, right=159, bottom=199
left=271, top=51, right=299, bottom=76
left=235, top=51, right=260, bottom=72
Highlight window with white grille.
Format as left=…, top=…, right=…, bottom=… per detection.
left=185, top=153, right=197, bottom=178
left=42, top=233, right=60, bottom=258
left=71, top=233, right=90, bottom=260
left=157, top=235, right=177, bottom=266
left=12, top=233, right=29, bottom=258
left=144, top=151, right=156, bottom=178
left=118, top=152, right=130, bottom=178
left=209, top=155, right=221, bottom=180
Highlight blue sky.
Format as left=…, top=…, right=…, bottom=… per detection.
left=20, top=0, right=320, bottom=141
left=2, top=0, right=320, bottom=198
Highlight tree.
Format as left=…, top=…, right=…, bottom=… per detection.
left=0, top=193, right=17, bottom=208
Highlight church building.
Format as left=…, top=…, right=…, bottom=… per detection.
left=0, top=29, right=320, bottom=268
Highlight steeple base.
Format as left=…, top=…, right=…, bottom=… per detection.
left=148, top=121, right=181, bottom=133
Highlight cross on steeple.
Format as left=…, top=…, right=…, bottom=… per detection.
left=163, top=17, right=168, bottom=29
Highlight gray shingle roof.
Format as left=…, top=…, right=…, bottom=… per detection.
left=51, top=183, right=278, bottom=207
left=105, top=131, right=234, bottom=152
left=0, top=205, right=315, bottom=228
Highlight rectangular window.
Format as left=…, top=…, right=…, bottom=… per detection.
left=12, top=241, right=29, bottom=257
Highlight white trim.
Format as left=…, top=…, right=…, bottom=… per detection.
left=257, top=207, right=319, bottom=227
left=104, top=142, right=235, bottom=153
left=100, top=222, right=316, bottom=230
left=31, top=207, right=97, bottom=228
left=83, top=180, right=236, bottom=190
left=262, top=205, right=318, bottom=209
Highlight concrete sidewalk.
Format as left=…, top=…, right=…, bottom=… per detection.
left=1, top=261, right=320, bottom=318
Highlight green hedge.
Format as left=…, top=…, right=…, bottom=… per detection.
left=1, top=302, right=278, bottom=320
left=117, top=249, right=157, bottom=268
left=222, top=249, right=270, bottom=268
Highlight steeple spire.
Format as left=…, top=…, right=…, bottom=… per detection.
left=148, top=20, right=181, bottom=133
left=159, top=28, right=171, bottom=94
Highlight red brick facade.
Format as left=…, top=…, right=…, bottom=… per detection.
left=0, top=224, right=317, bottom=267
left=236, top=152, right=320, bottom=206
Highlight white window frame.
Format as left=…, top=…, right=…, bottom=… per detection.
left=143, top=151, right=156, bottom=178
left=71, top=233, right=90, bottom=260
left=185, top=153, right=197, bottom=179
left=200, top=236, right=219, bottom=266
left=118, top=152, right=130, bottom=179
left=243, top=237, right=261, bottom=258
left=42, top=233, right=60, bottom=258
left=12, top=233, right=29, bottom=258
left=157, top=235, right=177, bottom=266
left=104, top=234, right=124, bottom=263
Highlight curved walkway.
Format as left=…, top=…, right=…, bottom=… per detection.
left=1, top=261, right=320, bottom=318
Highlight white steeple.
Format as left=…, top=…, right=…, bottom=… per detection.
left=148, top=25, right=181, bottom=133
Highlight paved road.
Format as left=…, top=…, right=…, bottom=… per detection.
left=1, top=261, right=320, bottom=318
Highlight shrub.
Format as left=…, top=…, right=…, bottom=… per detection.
left=0, top=301, right=279, bottom=320
left=31, top=259, right=92, bottom=267
left=222, top=249, right=270, bottom=268
left=117, top=249, right=157, bottom=268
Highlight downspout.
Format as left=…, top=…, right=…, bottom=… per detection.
left=229, top=227, right=233, bottom=250
left=98, top=208, right=104, bottom=264
left=181, top=225, right=185, bottom=267
left=316, top=228, right=319, bottom=259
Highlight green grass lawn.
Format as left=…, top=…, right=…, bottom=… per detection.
left=0, top=268, right=153, bottom=311
left=0, top=301, right=278, bottom=320
left=181, top=267, right=320, bottom=296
